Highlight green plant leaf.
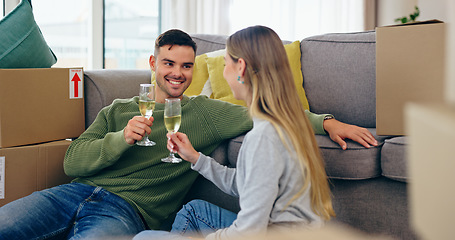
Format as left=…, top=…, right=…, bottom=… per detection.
left=394, top=5, right=419, bottom=24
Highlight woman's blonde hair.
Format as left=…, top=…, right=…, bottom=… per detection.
left=226, top=26, right=335, bottom=220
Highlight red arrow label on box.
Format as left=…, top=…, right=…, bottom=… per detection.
left=69, top=69, right=83, bottom=99
left=71, top=73, right=81, bottom=98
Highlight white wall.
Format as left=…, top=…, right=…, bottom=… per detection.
left=377, top=0, right=418, bottom=26
left=417, top=0, right=455, bottom=103
left=418, top=0, right=447, bottom=22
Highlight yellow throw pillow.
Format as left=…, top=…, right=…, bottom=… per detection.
left=206, top=52, right=247, bottom=107
left=285, top=41, right=310, bottom=110
left=207, top=41, right=310, bottom=110
left=183, top=53, right=209, bottom=96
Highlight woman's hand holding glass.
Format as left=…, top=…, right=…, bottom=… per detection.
left=161, top=98, right=183, bottom=163
left=166, top=132, right=200, bottom=164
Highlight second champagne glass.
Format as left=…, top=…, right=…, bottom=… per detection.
left=161, top=98, right=182, bottom=163
left=137, top=83, right=156, bottom=146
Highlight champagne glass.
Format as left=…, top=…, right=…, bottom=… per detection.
left=161, top=98, right=182, bottom=163
left=137, top=84, right=156, bottom=146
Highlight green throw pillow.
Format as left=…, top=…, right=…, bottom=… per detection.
left=0, top=0, right=57, bottom=68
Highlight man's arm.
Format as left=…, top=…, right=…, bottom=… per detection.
left=63, top=99, right=145, bottom=177
left=64, top=107, right=132, bottom=177
left=305, top=110, right=378, bottom=150
left=323, top=118, right=378, bottom=150
left=200, top=97, right=253, bottom=140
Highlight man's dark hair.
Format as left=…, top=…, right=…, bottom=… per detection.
left=154, top=29, right=197, bottom=56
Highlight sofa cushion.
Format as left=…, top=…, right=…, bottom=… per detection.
left=0, top=0, right=57, bottom=68
left=315, top=128, right=390, bottom=180
left=84, top=70, right=151, bottom=128
left=227, top=134, right=246, bottom=168
left=227, top=129, right=388, bottom=180
left=301, top=31, right=376, bottom=128
left=381, top=136, right=407, bottom=182
left=191, top=34, right=228, bottom=55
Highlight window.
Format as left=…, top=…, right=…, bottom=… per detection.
left=30, top=0, right=160, bottom=70
left=34, top=0, right=91, bottom=69
left=3, top=0, right=364, bottom=69
left=104, top=0, right=160, bottom=69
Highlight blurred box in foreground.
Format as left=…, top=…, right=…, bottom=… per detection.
left=406, top=103, right=455, bottom=239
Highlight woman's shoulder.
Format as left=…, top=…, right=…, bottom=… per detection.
left=246, top=119, right=282, bottom=142
left=251, top=118, right=277, bottom=133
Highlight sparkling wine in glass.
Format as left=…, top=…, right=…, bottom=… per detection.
left=137, top=84, right=156, bottom=146
left=161, top=98, right=182, bottom=163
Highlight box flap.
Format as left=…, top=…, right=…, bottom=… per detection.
left=377, top=19, right=444, bottom=29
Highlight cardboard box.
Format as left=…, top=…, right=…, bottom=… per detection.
left=0, top=140, right=73, bottom=207
left=376, top=20, right=446, bottom=135
left=0, top=68, right=85, bottom=147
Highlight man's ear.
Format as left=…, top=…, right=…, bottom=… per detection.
left=238, top=58, right=247, bottom=77
left=149, top=55, right=156, bottom=71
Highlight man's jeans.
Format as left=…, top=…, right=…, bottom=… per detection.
left=134, top=199, right=237, bottom=240
left=0, top=182, right=146, bottom=240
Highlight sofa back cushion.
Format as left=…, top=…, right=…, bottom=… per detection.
left=301, top=31, right=376, bottom=128
left=84, top=70, right=150, bottom=128
left=190, top=34, right=310, bottom=109
left=191, top=34, right=227, bottom=55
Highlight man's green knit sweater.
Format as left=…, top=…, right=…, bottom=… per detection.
left=64, top=95, right=327, bottom=230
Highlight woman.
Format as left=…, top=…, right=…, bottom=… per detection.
left=134, top=25, right=335, bottom=239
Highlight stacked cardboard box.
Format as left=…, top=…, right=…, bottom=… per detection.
left=0, top=68, right=84, bottom=206
left=0, top=140, right=75, bottom=206
left=376, top=20, right=446, bottom=135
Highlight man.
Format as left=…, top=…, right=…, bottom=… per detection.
left=0, top=29, right=377, bottom=239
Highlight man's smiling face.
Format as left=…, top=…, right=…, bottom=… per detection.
left=150, top=44, right=195, bottom=103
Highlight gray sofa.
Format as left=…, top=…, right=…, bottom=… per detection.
left=83, top=31, right=416, bottom=240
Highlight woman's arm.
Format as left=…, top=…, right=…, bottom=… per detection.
left=207, top=131, right=282, bottom=239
